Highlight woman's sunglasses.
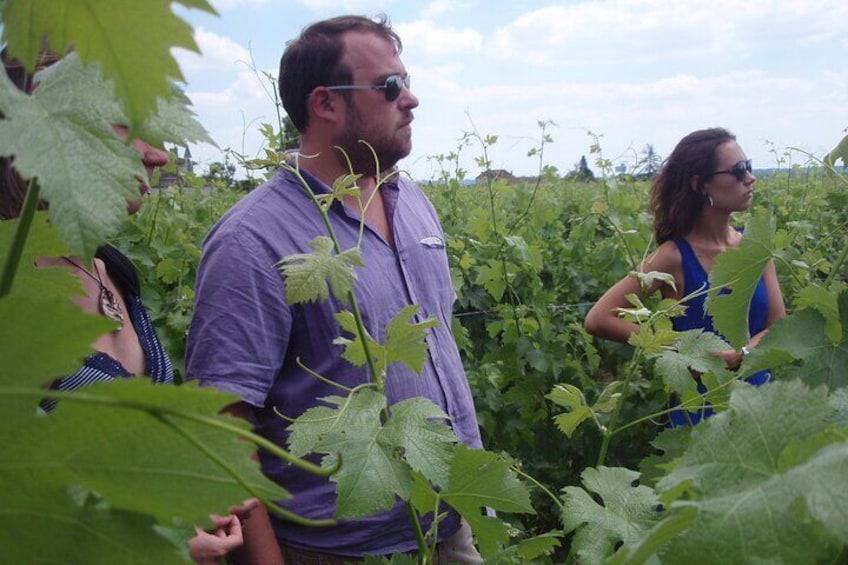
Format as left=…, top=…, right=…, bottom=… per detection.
left=326, top=74, right=411, bottom=102
left=710, top=159, right=752, bottom=181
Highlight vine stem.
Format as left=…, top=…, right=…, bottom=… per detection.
left=512, top=465, right=563, bottom=511
left=154, top=411, right=335, bottom=527
left=595, top=348, right=644, bottom=467
left=0, top=179, right=39, bottom=298
left=284, top=161, right=382, bottom=388
left=406, top=502, right=429, bottom=563
left=4, top=386, right=338, bottom=479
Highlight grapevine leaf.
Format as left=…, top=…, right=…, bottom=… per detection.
left=627, top=324, right=677, bottom=355
left=633, top=270, right=677, bottom=294
left=607, top=506, right=698, bottom=565
left=657, top=380, right=848, bottom=563
left=381, top=397, right=456, bottom=487
left=286, top=393, right=372, bottom=459
left=824, top=133, right=848, bottom=168
left=363, top=554, right=418, bottom=565
left=793, top=283, right=842, bottom=344
left=1, top=0, right=217, bottom=134
left=651, top=329, right=730, bottom=403
left=561, top=466, right=662, bottom=565
left=0, top=54, right=139, bottom=256
left=0, top=55, right=209, bottom=257
left=291, top=392, right=459, bottom=519
left=312, top=389, right=413, bottom=518
left=476, top=261, right=506, bottom=301
left=0, top=379, right=289, bottom=562
left=0, top=214, right=112, bottom=397
left=0, top=497, right=186, bottom=564
left=742, top=290, right=848, bottom=388
left=383, top=305, right=440, bottom=375
left=440, top=445, right=534, bottom=557
left=547, top=383, right=593, bottom=438
left=638, top=427, right=692, bottom=487
left=139, top=85, right=215, bottom=149
left=483, top=531, right=563, bottom=564
left=594, top=380, right=625, bottom=413
left=277, top=236, right=363, bottom=304
left=334, top=305, right=439, bottom=376
left=707, top=214, right=775, bottom=348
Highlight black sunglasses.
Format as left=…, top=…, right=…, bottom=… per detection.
left=326, top=74, right=411, bottom=102
left=710, top=159, right=752, bottom=181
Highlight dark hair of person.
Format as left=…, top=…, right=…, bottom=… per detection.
left=1, top=47, right=62, bottom=220
left=278, top=14, right=402, bottom=132
left=1, top=48, right=141, bottom=300
left=650, top=127, right=737, bottom=244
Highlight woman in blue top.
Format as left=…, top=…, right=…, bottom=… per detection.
left=584, top=127, right=786, bottom=426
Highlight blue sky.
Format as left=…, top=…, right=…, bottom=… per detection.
left=175, top=0, right=848, bottom=180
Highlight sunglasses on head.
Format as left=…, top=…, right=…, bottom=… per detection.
left=710, top=159, right=752, bottom=181
left=326, top=74, right=410, bottom=102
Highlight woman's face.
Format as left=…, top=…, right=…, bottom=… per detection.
left=703, top=140, right=757, bottom=212
left=113, top=125, right=170, bottom=214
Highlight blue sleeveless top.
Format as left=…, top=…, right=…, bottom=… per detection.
left=668, top=238, right=770, bottom=426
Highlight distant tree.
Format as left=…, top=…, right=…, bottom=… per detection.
left=566, top=155, right=595, bottom=182
left=281, top=116, right=299, bottom=151
left=202, top=157, right=258, bottom=192
left=636, top=144, right=662, bottom=179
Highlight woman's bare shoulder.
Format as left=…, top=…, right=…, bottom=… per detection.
left=641, top=240, right=682, bottom=274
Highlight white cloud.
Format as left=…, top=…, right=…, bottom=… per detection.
left=419, top=0, right=470, bottom=19
left=396, top=20, right=483, bottom=59
left=294, top=0, right=398, bottom=11
left=210, top=0, right=270, bottom=11
left=175, top=27, right=252, bottom=72
left=486, top=0, right=848, bottom=67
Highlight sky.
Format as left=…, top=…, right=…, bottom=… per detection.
left=174, top=0, right=848, bottom=181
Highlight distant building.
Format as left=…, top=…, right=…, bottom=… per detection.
left=475, top=169, right=517, bottom=183
left=155, top=146, right=195, bottom=189
left=474, top=169, right=539, bottom=185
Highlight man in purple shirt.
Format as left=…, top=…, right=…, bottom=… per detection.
left=186, top=15, right=483, bottom=563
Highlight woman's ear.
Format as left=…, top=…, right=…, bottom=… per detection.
left=690, top=175, right=701, bottom=194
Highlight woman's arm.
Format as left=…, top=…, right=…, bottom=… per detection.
left=584, top=243, right=682, bottom=344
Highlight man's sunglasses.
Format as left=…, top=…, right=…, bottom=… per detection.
left=326, top=74, right=411, bottom=102
left=710, top=159, right=752, bottom=181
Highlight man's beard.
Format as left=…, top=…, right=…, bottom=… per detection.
left=335, top=101, right=411, bottom=177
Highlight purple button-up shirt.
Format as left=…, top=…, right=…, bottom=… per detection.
left=186, top=166, right=481, bottom=556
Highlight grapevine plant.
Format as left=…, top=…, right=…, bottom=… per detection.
left=0, top=2, right=329, bottom=563
left=0, top=3, right=542, bottom=564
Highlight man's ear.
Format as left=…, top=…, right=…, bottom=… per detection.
left=308, top=87, right=343, bottom=125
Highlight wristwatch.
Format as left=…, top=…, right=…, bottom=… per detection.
left=741, top=346, right=751, bottom=356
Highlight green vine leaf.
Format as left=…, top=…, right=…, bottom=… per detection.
left=742, top=289, right=848, bottom=388
left=277, top=236, right=364, bottom=304
left=381, top=397, right=456, bottom=487
left=290, top=391, right=458, bottom=519
left=707, top=214, right=775, bottom=348
left=1, top=0, right=217, bottom=135
left=0, top=379, right=289, bottom=563
left=657, top=380, right=848, bottom=563
left=438, top=445, right=534, bottom=558
left=0, top=214, right=112, bottom=398
left=652, top=329, right=730, bottom=402
left=561, top=466, right=662, bottom=565
left=0, top=54, right=210, bottom=257
left=312, top=390, right=413, bottom=519
left=547, top=383, right=593, bottom=438
left=334, top=304, right=439, bottom=377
